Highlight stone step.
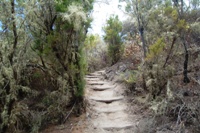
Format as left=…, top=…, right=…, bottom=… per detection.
left=88, top=89, right=114, bottom=98
left=96, top=70, right=105, bottom=74
left=102, top=122, right=134, bottom=131
left=89, top=100, right=125, bottom=108
left=86, top=75, right=100, bottom=78
left=85, top=78, right=100, bottom=81
left=87, top=81, right=107, bottom=85
left=88, top=73, right=102, bottom=76
left=94, top=105, right=126, bottom=113
left=93, top=118, right=134, bottom=131
left=89, top=96, right=124, bottom=103
left=85, top=70, right=135, bottom=132
left=90, top=84, right=115, bottom=91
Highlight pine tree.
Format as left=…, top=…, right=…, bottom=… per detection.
left=103, top=15, right=123, bottom=65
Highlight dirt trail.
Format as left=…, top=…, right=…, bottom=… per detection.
left=41, top=70, right=142, bottom=133
left=40, top=68, right=196, bottom=133
left=84, top=70, right=137, bottom=133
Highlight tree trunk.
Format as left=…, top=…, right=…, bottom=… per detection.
left=163, top=37, right=176, bottom=68
left=2, top=1, right=18, bottom=132
left=182, top=39, right=190, bottom=83
left=139, top=26, right=146, bottom=58
left=9, top=0, right=18, bottom=65
left=135, top=0, right=146, bottom=58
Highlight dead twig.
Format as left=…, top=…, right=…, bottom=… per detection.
left=176, top=103, right=186, bottom=126
left=163, top=37, right=176, bottom=68
left=63, top=101, right=76, bottom=123
left=3, top=81, right=10, bottom=90
left=191, top=77, right=200, bottom=86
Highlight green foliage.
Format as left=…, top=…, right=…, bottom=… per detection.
left=177, top=19, right=190, bottom=31
left=120, top=0, right=200, bottom=131
left=0, top=0, right=94, bottom=132
left=103, top=15, right=122, bottom=43
left=103, top=15, right=123, bottom=65
left=147, top=38, right=166, bottom=60
left=164, top=6, right=178, bottom=20
left=74, top=45, right=87, bottom=97
left=84, top=34, right=100, bottom=50
left=84, top=34, right=109, bottom=72
left=123, top=70, right=137, bottom=84
left=145, top=64, right=174, bottom=99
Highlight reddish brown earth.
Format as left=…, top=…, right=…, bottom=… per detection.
left=41, top=113, right=87, bottom=133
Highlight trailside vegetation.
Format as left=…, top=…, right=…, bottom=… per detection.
left=84, top=34, right=109, bottom=72
left=0, top=0, right=94, bottom=132
left=120, top=0, right=200, bottom=132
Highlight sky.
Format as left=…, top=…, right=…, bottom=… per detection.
left=88, top=0, right=127, bottom=36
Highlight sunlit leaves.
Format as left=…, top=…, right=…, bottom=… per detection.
left=84, top=34, right=101, bottom=50
left=177, top=19, right=189, bottom=31
left=147, top=38, right=166, bottom=60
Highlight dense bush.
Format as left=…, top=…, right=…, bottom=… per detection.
left=0, top=0, right=94, bottom=132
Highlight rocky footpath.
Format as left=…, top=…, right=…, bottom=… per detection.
left=84, top=70, right=137, bottom=133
